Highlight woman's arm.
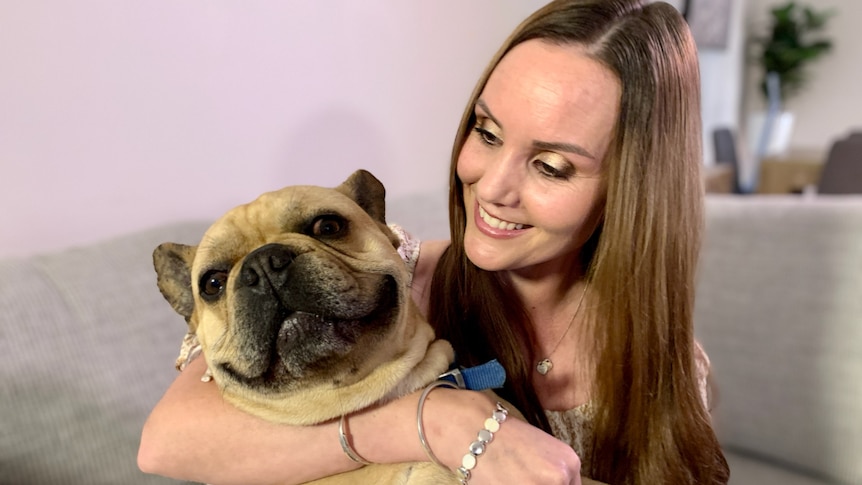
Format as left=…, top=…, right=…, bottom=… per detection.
left=139, top=238, right=581, bottom=484
left=138, top=356, right=363, bottom=485
left=139, top=356, right=580, bottom=485
left=409, top=239, right=450, bottom=315
left=137, top=239, right=448, bottom=483
left=413, top=387, right=584, bottom=485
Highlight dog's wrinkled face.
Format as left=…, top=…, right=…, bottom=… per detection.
left=194, top=185, right=402, bottom=390
left=153, top=170, right=428, bottom=421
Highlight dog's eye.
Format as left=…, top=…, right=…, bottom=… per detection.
left=199, top=270, right=228, bottom=300
left=312, top=216, right=346, bottom=237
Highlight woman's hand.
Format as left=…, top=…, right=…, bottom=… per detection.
left=479, top=417, right=583, bottom=485
left=404, top=387, right=582, bottom=485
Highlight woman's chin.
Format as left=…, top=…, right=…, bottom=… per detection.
left=463, top=236, right=509, bottom=272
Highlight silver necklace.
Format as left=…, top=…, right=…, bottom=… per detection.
left=536, top=283, right=588, bottom=376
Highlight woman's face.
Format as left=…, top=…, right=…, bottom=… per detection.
left=458, top=39, right=621, bottom=277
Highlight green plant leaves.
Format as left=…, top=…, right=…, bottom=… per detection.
left=751, top=1, right=834, bottom=102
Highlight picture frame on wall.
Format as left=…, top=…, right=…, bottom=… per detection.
left=687, top=0, right=732, bottom=49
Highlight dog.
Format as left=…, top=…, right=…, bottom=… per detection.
left=153, top=169, right=464, bottom=484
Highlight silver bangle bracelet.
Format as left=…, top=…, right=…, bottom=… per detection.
left=339, top=414, right=372, bottom=466
left=416, top=379, right=459, bottom=468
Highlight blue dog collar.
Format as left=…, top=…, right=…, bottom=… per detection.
left=438, top=359, right=506, bottom=391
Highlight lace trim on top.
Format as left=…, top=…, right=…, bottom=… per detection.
left=546, top=403, right=595, bottom=471
left=387, top=223, right=420, bottom=286
left=545, top=341, right=712, bottom=474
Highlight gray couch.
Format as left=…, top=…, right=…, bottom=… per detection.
left=0, top=221, right=207, bottom=485
left=1, top=192, right=860, bottom=484
left=0, top=192, right=448, bottom=485
left=696, top=195, right=862, bottom=485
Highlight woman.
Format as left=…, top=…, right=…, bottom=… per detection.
left=139, top=1, right=729, bottom=483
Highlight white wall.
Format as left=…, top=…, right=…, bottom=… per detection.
left=742, top=0, right=862, bottom=151
left=4, top=1, right=854, bottom=259
left=0, top=1, right=544, bottom=258
left=698, top=0, right=746, bottom=167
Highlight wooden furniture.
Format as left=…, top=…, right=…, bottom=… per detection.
left=757, top=150, right=825, bottom=194
left=704, top=163, right=735, bottom=193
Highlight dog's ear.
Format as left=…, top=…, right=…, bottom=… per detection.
left=337, top=170, right=400, bottom=249
left=153, top=242, right=197, bottom=323
left=337, top=169, right=387, bottom=225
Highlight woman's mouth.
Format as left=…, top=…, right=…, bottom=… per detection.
left=478, top=205, right=530, bottom=231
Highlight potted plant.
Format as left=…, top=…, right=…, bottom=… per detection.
left=743, top=1, right=833, bottom=192
left=752, top=1, right=833, bottom=104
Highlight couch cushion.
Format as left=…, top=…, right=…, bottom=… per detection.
left=0, top=221, right=209, bottom=484
left=696, top=195, right=862, bottom=485
left=726, top=450, right=831, bottom=485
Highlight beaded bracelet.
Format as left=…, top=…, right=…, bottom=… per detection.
left=338, top=414, right=373, bottom=466
left=416, top=379, right=509, bottom=484
left=454, top=401, right=508, bottom=484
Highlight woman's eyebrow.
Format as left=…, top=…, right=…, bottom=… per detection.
left=533, top=140, right=596, bottom=160
left=476, top=99, right=596, bottom=160
left=476, top=99, right=502, bottom=128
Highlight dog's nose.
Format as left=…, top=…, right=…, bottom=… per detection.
left=241, top=244, right=295, bottom=287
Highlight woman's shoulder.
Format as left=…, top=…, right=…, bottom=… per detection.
left=415, top=239, right=450, bottom=271
left=388, top=223, right=450, bottom=316
left=412, top=239, right=450, bottom=316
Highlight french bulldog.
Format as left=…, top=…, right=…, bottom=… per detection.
left=153, top=169, right=460, bottom=484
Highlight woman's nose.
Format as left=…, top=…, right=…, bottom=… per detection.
left=475, top=150, right=522, bottom=208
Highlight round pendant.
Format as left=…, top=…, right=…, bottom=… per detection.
left=536, top=358, right=553, bottom=375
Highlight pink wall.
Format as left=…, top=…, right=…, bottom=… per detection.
left=0, top=1, right=544, bottom=258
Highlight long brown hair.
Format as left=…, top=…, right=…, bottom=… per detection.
left=427, top=1, right=729, bottom=483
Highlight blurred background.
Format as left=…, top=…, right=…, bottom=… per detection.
left=1, top=0, right=859, bottom=258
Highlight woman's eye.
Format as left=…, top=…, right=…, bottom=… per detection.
left=473, top=126, right=501, bottom=146
left=200, top=270, right=228, bottom=299
left=312, top=216, right=346, bottom=237
left=533, top=159, right=573, bottom=180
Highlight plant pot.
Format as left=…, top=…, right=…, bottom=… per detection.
left=746, top=111, right=795, bottom=158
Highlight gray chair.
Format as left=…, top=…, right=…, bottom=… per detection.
left=712, top=127, right=743, bottom=193
left=818, top=134, right=862, bottom=194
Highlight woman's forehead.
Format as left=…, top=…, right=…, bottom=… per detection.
left=480, top=39, right=621, bottom=161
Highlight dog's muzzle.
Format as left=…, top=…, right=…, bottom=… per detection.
left=220, top=243, right=397, bottom=389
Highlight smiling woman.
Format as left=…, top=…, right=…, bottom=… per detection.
left=457, top=41, right=614, bottom=275
left=429, top=0, right=728, bottom=483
